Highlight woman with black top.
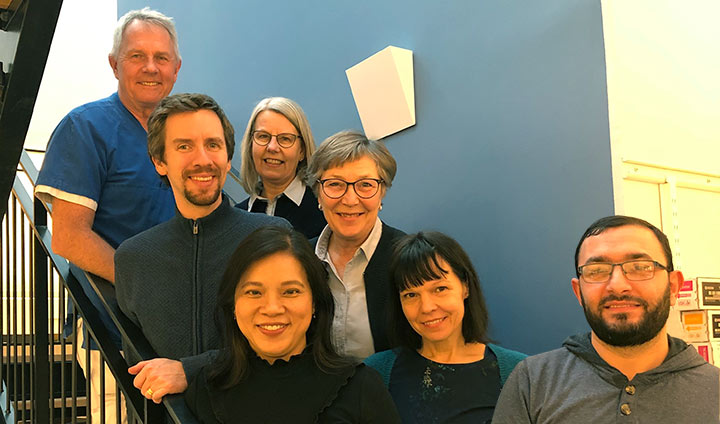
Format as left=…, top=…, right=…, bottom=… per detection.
left=185, top=226, right=399, bottom=423
left=236, top=97, right=326, bottom=238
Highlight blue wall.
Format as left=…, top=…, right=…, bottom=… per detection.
left=120, top=0, right=614, bottom=354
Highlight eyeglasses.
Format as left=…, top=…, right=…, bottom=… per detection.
left=577, top=259, right=668, bottom=284
left=252, top=130, right=300, bottom=148
left=318, top=178, right=384, bottom=199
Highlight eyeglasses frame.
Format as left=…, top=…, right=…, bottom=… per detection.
left=252, top=130, right=301, bottom=148
left=577, top=259, right=668, bottom=284
left=317, top=178, right=385, bottom=199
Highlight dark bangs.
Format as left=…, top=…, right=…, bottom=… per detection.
left=392, top=241, right=448, bottom=292
left=388, top=231, right=491, bottom=350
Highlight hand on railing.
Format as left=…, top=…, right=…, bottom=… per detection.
left=129, top=358, right=189, bottom=404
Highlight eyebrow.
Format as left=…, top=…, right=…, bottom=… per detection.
left=280, top=280, right=307, bottom=287
left=583, top=252, right=653, bottom=264
left=253, top=128, right=297, bottom=134
left=126, top=48, right=173, bottom=56
left=171, top=138, right=193, bottom=144
left=170, top=137, right=224, bottom=144
left=238, top=280, right=307, bottom=288
left=323, top=174, right=378, bottom=180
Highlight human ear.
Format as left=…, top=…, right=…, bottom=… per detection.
left=668, top=270, right=684, bottom=307
left=108, top=55, right=120, bottom=80
left=151, top=156, right=167, bottom=176
left=571, top=278, right=583, bottom=307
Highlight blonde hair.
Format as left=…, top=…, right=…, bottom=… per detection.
left=239, top=97, right=315, bottom=194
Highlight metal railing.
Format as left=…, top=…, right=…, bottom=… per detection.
left=1, top=150, right=198, bottom=423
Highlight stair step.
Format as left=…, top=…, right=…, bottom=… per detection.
left=13, top=395, right=88, bottom=411
left=3, top=342, right=75, bottom=362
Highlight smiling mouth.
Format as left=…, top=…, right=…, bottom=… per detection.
left=422, top=317, right=446, bottom=326
left=259, top=324, right=287, bottom=330
left=189, top=175, right=213, bottom=182
left=139, top=82, right=160, bottom=86
left=264, top=158, right=284, bottom=165
left=257, top=324, right=289, bottom=334
left=600, top=295, right=647, bottom=311
left=338, top=212, right=363, bottom=217
left=604, top=303, right=641, bottom=309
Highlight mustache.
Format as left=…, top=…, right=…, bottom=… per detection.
left=182, top=165, right=219, bottom=179
left=599, top=294, right=649, bottom=309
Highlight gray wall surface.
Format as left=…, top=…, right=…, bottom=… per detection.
left=119, top=0, right=614, bottom=354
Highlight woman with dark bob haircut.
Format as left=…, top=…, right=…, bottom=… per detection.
left=365, top=231, right=526, bottom=423
left=185, top=226, right=400, bottom=423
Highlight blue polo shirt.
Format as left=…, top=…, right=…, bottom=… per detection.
left=36, top=92, right=174, bottom=248
left=36, top=92, right=175, bottom=348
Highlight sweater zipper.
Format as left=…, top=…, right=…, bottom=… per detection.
left=192, top=219, right=199, bottom=355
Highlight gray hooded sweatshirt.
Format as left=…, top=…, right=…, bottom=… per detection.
left=492, top=333, right=720, bottom=424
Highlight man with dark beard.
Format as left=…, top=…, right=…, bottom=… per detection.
left=493, top=216, right=720, bottom=424
left=115, top=93, right=290, bottom=404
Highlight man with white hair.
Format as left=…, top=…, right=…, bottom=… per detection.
left=35, top=8, right=181, bottom=422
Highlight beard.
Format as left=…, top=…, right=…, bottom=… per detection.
left=184, top=185, right=221, bottom=206
left=183, top=166, right=223, bottom=206
left=581, top=284, right=671, bottom=347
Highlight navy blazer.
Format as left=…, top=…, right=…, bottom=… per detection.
left=313, top=222, right=406, bottom=353
left=237, top=186, right=326, bottom=239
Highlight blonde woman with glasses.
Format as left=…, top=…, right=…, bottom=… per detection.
left=237, top=97, right=326, bottom=238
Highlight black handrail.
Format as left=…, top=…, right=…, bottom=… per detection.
left=27, top=147, right=197, bottom=424
left=2, top=149, right=200, bottom=423
left=0, top=0, right=200, bottom=412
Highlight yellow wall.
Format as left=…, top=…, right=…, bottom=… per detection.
left=603, top=0, right=720, bottom=176
left=602, top=0, right=720, bottom=278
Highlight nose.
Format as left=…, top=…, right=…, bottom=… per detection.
left=192, top=145, right=213, bottom=166
left=605, top=265, right=632, bottom=293
left=260, top=292, right=284, bottom=315
left=265, top=136, right=281, bottom=153
left=419, top=293, right=437, bottom=314
left=340, top=183, right=360, bottom=205
left=142, top=57, right=159, bottom=73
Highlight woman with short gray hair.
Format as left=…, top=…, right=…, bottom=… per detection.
left=306, top=130, right=405, bottom=361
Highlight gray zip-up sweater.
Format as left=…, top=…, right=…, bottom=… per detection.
left=115, top=196, right=290, bottom=381
left=492, top=333, right=720, bottom=424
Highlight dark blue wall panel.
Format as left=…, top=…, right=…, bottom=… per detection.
left=119, top=0, right=614, bottom=354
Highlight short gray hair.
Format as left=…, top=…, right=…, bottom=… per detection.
left=239, top=97, right=316, bottom=195
left=305, top=130, right=397, bottom=196
left=110, top=7, right=181, bottom=61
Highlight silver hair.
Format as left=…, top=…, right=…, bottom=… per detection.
left=239, top=97, right=316, bottom=195
left=110, top=7, right=180, bottom=61
left=305, top=130, right=397, bottom=196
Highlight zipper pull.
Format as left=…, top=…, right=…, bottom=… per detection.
left=193, top=220, right=198, bottom=235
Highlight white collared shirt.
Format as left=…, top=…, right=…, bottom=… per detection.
left=247, top=175, right=305, bottom=216
left=315, top=217, right=383, bottom=361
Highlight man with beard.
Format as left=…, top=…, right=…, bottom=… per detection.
left=492, top=216, right=720, bottom=424
left=115, top=93, right=290, bottom=403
